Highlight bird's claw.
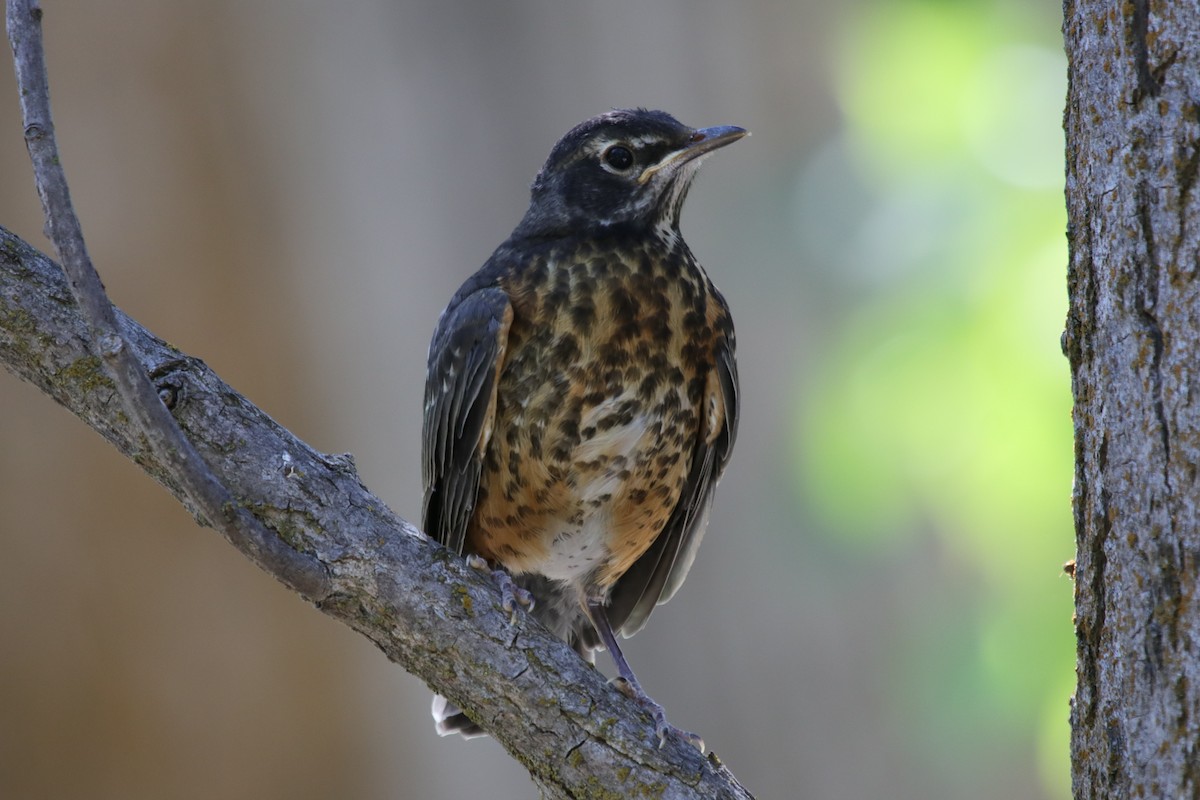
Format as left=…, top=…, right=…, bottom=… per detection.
left=608, top=676, right=705, bottom=753
left=609, top=675, right=636, bottom=699
left=498, top=577, right=535, bottom=623
left=667, top=725, right=706, bottom=754
left=466, top=554, right=534, bottom=622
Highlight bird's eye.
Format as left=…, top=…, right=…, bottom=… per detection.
left=603, top=145, right=634, bottom=171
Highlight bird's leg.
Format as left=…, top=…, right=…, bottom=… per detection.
left=466, top=554, right=534, bottom=623
left=586, top=599, right=705, bottom=752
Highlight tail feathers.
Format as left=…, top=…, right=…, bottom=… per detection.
left=431, top=694, right=488, bottom=739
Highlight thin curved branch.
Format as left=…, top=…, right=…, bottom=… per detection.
left=1, top=6, right=755, bottom=798
left=5, top=0, right=329, bottom=600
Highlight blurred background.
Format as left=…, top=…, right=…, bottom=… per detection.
left=0, top=1, right=1072, bottom=798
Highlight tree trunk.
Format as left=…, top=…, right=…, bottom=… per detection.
left=1064, top=1, right=1200, bottom=797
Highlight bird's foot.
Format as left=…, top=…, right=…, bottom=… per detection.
left=466, top=554, right=534, bottom=622
left=610, top=676, right=705, bottom=753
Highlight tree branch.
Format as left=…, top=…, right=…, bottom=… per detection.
left=1, top=5, right=754, bottom=799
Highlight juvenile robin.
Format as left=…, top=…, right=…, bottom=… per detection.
left=422, top=108, right=744, bottom=749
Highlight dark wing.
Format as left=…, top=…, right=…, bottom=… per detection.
left=605, top=324, right=739, bottom=638
left=421, top=286, right=513, bottom=554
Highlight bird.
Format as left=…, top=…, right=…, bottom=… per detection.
left=421, top=108, right=744, bottom=750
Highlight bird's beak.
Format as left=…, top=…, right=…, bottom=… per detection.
left=638, top=125, right=749, bottom=184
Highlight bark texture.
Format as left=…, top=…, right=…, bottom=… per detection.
left=0, top=225, right=754, bottom=800
left=1064, top=1, right=1200, bottom=797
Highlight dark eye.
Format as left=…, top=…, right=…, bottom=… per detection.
left=603, top=145, right=634, bottom=171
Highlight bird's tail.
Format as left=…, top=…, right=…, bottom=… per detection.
left=431, top=694, right=488, bottom=739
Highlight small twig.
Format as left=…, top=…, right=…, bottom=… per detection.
left=4, top=0, right=329, bottom=600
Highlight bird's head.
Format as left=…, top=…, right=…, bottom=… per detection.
left=515, top=108, right=747, bottom=239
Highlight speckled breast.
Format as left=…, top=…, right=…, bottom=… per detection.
left=468, top=238, right=720, bottom=591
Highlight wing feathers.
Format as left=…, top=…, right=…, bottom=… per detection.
left=421, top=287, right=513, bottom=555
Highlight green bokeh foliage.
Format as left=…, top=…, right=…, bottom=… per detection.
left=797, top=1, right=1073, bottom=795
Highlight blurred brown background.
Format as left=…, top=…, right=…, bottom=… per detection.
left=0, top=2, right=1070, bottom=799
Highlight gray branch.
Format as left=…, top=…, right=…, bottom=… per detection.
left=1, top=4, right=754, bottom=798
